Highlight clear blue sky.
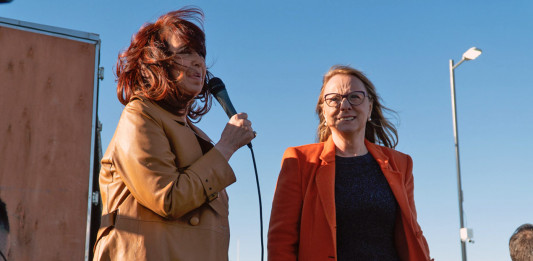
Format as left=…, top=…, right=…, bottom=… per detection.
left=3, top=1, right=533, bottom=260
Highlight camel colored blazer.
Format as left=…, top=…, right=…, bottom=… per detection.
left=268, top=137, right=432, bottom=261
left=93, top=97, right=236, bottom=261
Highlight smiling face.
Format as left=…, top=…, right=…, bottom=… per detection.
left=322, top=74, right=373, bottom=140
left=167, top=34, right=207, bottom=97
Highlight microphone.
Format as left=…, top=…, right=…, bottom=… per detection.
left=207, top=77, right=252, bottom=148
left=207, top=77, right=237, bottom=118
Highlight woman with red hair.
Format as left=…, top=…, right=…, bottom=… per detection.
left=93, top=8, right=255, bottom=261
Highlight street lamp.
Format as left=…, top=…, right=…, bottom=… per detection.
left=449, top=47, right=482, bottom=261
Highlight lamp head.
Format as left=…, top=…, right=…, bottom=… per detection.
left=462, top=47, right=482, bottom=60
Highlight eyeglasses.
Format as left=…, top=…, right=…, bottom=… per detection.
left=324, top=91, right=367, bottom=107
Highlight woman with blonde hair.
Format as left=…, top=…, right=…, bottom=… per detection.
left=268, top=65, right=432, bottom=260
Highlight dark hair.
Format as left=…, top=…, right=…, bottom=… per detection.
left=509, top=223, right=533, bottom=261
left=116, top=7, right=212, bottom=122
left=315, top=65, right=398, bottom=148
left=0, top=198, right=8, bottom=233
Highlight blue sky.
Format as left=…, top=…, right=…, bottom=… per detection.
left=3, top=1, right=533, bottom=260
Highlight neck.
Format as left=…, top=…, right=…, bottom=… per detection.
left=178, top=109, right=188, bottom=123
left=331, top=131, right=368, bottom=157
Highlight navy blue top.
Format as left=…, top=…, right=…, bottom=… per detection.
left=335, top=153, right=400, bottom=261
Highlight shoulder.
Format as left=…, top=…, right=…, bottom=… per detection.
left=368, top=142, right=409, bottom=158
left=119, top=98, right=171, bottom=127
left=284, top=142, right=324, bottom=156
left=123, top=98, right=158, bottom=117
left=282, top=142, right=325, bottom=165
left=113, top=98, right=167, bottom=138
left=379, top=144, right=410, bottom=159
left=368, top=142, right=412, bottom=168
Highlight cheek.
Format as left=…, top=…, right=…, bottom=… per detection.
left=359, top=102, right=372, bottom=115
left=323, top=107, right=337, bottom=120
left=175, top=71, right=185, bottom=82
left=170, top=65, right=183, bottom=79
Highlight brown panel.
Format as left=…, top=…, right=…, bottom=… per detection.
left=0, top=25, right=95, bottom=260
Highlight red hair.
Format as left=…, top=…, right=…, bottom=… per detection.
left=116, top=7, right=212, bottom=122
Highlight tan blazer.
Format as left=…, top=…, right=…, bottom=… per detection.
left=268, top=137, right=432, bottom=261
left=93, top=97, right=236, bottom=261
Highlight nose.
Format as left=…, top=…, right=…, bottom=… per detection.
left=191, top=54, right=205, bottom=69
left=192, top=57, right=201, bottom=67
left=339, top=97, right=352, bottom=110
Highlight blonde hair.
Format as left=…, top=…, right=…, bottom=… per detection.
left=315, top=65, right=398, bottom=148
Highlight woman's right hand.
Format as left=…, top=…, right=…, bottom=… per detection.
left=214, top=112, right=256, bottom=161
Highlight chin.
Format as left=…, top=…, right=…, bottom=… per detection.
left=336, top=126, right=364, bottom=136
left=182, top=87, right=202, bottom=97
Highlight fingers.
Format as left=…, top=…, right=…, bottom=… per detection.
left=232, top=113, right=251, bottom=128
left=230, top=112, right=252, bottom=128
left=233, top=112, right=248, bottom=120
left=225, top=113, right=256, bottom=144
left=215, top=113, right=257, bottom=160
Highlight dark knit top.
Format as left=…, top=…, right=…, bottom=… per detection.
left=335, top=153, right=400, bottom=261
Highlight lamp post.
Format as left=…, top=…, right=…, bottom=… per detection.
left=449, top=47, right=482, bottom=261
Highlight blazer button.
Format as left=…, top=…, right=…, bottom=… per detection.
left=189, top=216, right=200, bottom=226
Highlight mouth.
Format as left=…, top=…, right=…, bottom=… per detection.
left=187, top=71, right=203, bottom=81
left=191, top=71, right=202, bottom=78
left=337, top=116, right=355, bottom=121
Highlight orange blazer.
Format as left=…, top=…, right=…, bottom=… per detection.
left=268, top=137, right=432, bottom=261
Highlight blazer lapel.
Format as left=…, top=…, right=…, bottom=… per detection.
left=366, top=141, right=402, bottom=191
left=316, top=137, right=337, bottom=235
left=366, top=141, right=413, bottom=228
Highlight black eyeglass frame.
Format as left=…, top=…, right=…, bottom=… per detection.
left=323, top=91, right=368, bottom=107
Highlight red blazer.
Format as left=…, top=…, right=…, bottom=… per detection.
left=268, top=137, right=432, bottom=261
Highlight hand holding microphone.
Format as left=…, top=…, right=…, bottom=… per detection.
left=208, top=77, right=256, bottom=161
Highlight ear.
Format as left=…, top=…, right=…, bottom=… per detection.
left=368, top=101, right=373, bottom=121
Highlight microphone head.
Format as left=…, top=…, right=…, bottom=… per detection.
left=207, top=77, right=226, bottom=96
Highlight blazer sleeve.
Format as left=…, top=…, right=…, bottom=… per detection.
left=404, top=155, right=432, bottom=260
left=268, top=147, right=303, bottom=261
left=111, top=103, right=236, bottom=219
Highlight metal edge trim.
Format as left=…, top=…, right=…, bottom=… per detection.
left=84, top=39, right=101, bottom=261
left=0, top=16, right=100, bottom=43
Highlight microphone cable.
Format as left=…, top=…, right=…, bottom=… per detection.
left=247, top=143, right=264, bottom=261
left=206, top=77, right=264, bottom=260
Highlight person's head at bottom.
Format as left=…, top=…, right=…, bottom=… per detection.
left=510, top=223, right=533, bottom=261
left=0, top=198, right=9, bottom=261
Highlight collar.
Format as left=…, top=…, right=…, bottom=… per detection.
left=131, top=96, right=186, bottom=123
left=319, top=136, right=391, bottom=165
